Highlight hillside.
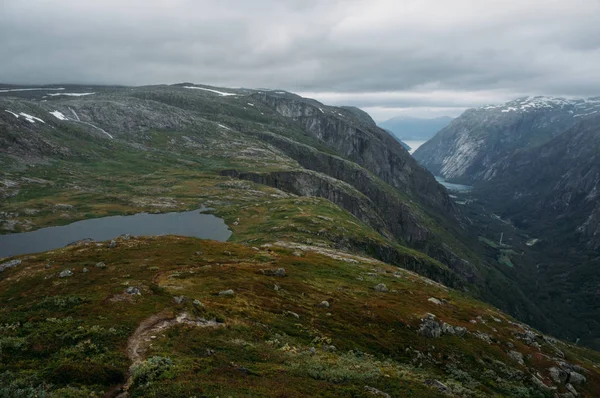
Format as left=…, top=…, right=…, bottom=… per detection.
left=413, top=96, right=600, bottom=185
left=2, top=84, right=598, bottom=396
left=2, top=236, right=600, bottom=397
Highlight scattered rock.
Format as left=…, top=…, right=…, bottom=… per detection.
left=569, top=371, right=587, bottom=385
left=95, top=262, right=107, bottom=268
left=173, top=296, right=187, bottom=304
left=260, top=268, right=286, bottom=277
left=108, top=240, right=117, bottom=248
left=374, top=283, right=388, bottom=292
left=364, top=386, right=391, bottom=398
left=125, top=287, right=141, bottom=295
left=418, top=314, right=442, bottom=338
left=59, top=269, right=73, bottom=278
left=121, top=234, right=131, bottom=240
left=0, top=259, right=21, bottom=272
left=284, top=311, right=300, bottom=319
left=531, top=375, right=557, bottom=394
left=549, top=366, right=569, bottom=384
left=508, top=350, right=525, bottom=365
left=218, top=289, right=235, bottom=296
left=474, top=331, right=493, bottom=344
left=424, top=379, right=450, bottom=394
left=428, top=297, right=443, bottom=305
left=319, top=301, right=330, bottom=308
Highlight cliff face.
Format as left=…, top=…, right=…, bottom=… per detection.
left=414, top=96, right=600, bottom=185
left=251, top=92, right=455, bottom=215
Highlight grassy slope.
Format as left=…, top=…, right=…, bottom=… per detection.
left=2, top=236, right=600, bottom=397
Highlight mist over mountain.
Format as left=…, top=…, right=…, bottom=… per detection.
left=378, top=116, right=454, bottom=141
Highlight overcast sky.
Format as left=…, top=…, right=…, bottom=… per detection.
left=2, top=0, right=600, bottom=121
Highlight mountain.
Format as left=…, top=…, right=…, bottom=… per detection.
left=475, top=114, right=600, bottom=349
left=2, top=84, right=600, bottom=397
left=378, top=116, right=453, bottom=141
left=413, top=96, right=600, bottom=184
left=415, top=95, right=600, bottom=349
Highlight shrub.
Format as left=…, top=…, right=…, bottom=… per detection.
left=131, top=356, right=174, bottom=386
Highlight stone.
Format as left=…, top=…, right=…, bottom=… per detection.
left=531, top=376, right=557, bottom=394
left=508, top=350, right=524, bottom=365
left=193, top=299, right=204, bottom=308
left=125, top=287, right=141, bottom=295
left=122, top=234, right=131, bottom=240
left=424, top=379, right=450, bottom=393
left=319, top=300, right=330, bottom=308
left=59, top=269, right=73, bottom=278
left=108, top=240, right=117, bottom=248
left=0, top=259, right=21, bottom=272
left=82, top=268, right=89, bottom=273
left=374, top=283, right=389, bottom=292
left=454, top=326, right=467, bottom=337
left=569, top=371, right=587, bottom=385
left=428, top=297, right=443, bottom=305
left=418, top=314, right=442, bottom=338
left=364, top=386, right=391, bottom=398
left=218, top=289, right=235, bottom=296
left=566, top=383, right=579, bottom=396
left=549, top=366, right=569, bottom=384
left=284, top=311, right=300, bottom=319
left=274, top=284, right=281, bottom=291
left=308, top=347, right=316, bottom=355
left=95, top=262, right=107, bottom=268
left=173, top=296, right=187, bottom=304
left=261, top=268, right=286, bottom=277
left=323, top=345, right=337, bottom=352
left=441, top=322, right=455, bottom=335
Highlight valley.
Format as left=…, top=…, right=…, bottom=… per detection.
left=1, top=84, right=599, bottom=397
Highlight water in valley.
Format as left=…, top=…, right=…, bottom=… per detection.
left=0, top=209, right=231, bottom=258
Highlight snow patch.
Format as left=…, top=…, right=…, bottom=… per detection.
left=4, top=110, right=19, bottom=118
left=0, top=87, right=64, bottom=93
left=47, top=92, right=95, bottom=97
left=50, top=111, right=68, bottom=120
left=247, top=103, right=254, bottom=106
left=217, top=124, right=231, bottom=131
left=183, top=86, right=236, bottom=96
left=318, top=107, right=324, bottom=114
left=20, top=113, right=45, bottom=123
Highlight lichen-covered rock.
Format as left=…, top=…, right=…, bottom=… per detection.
left=0, top=259, right=21, bottom=272
left=59, top=269, right=73, bottom=278
left=374, top=283, right=389, bottom=292
left=418, top=314, right=442, bottom=338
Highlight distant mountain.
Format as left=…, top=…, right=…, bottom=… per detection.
left=378, top=116, right=453, bottom=141
left=414, top=96, right=600, bottom=184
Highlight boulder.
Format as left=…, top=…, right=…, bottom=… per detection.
left=569, top=371, right=587, bottom=385
left=418, top=314, right=442, bottom=338
left=125, top=287, right=141, bottom=295
left=364, top=386, right=391, bottom=398
left=319, top=301, right=330, bottom=308
left=0, top=259, right=21, bottom=272
left=59, top=269, right=73, bottom=278
left=95, top=262, right=107, bottom=268
left=428, top=297, right=442, bottom=305
left=374, top=283, right=389, bottom=292
left=508, top=350, right=524, bottom=365
left=549, top=366, right=569, bottom=384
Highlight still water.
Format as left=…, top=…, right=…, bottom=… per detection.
left=0, top=209, right=231, bottom=258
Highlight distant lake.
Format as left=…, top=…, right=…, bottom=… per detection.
left=403, top=140, right=428, bottom=154
left=0, top=209, right=231, bottom=258
left=435, top=176, right=473, bottom=192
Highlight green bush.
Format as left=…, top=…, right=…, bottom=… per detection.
left=131, top=356, right=174, bottom=386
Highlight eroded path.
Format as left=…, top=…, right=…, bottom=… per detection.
left=113, top=312, right=224, bottom=397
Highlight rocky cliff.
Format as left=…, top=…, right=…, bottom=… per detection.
left=414, top=96, right=600, bottom=185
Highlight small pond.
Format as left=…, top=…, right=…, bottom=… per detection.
left=435, top=176, right=473, bottom=192
left=0, top=209, right=231, bottom=258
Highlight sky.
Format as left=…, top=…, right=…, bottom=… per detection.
left=1, top=0, right=600, bottom=121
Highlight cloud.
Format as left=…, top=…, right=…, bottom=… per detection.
left=1, top=0, right=600, bottom=119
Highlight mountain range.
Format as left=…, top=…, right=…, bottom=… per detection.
left=414, top=95, right=600, bottom=351
left=2, top=84, right=598, bottom=397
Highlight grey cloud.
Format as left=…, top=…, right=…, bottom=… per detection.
left=1, top=0, right=600, bottom=118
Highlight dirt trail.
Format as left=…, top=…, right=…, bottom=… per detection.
left=111, top=312, right=224, bottom=397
